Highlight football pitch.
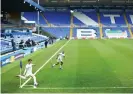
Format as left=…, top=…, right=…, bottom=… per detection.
left=1, top=39, right=133, bottom=93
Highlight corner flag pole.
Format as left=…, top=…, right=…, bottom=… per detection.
left=20, top=68, right=22, bottom=87
left=20, top=60, right=22, bottom=88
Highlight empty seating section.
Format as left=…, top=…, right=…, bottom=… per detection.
left=126, top=12, right=133, bottom=25
left=23, top=12, right=47, bottom=25
left=43, top=12, right=70, bottom=25
left=83, top=11, right=98, bottom=25
left=23, top=12, right=71, bottom=25
left=23, top=11, right=133, bottom=38
left=23, top=11, right=132, bottom=26
left=131, top=28, right=133, bottom=34
left=42, top=27, right=70, bottom=38
left=0, top=40, right=13, bottom=54
left=73, top=17, right=85, bottom=26
left=23, top=12, right=37, bottom=22
left=100, top=12, right=126, bottom=25
left=39, top=13, right=47, bottom=25
left=73, top=11, right=98, bottom=26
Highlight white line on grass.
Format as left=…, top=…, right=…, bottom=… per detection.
left=24, top=87, right=133, bottom=89
left=20, top=40, right=71, bottom=88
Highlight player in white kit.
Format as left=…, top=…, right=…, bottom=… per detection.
left=16, top=59, right=38, bottom=88
left=52, top=51, right=65, bottom=69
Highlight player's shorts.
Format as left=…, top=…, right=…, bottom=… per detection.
left=25, top=72, right=34, bottom=78
left=57, top=58, right=63, bottom=62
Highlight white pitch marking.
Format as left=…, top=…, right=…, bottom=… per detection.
left=20, top=40, right=71, bottom=88
left=24, top=87, right=133, bottom=89
left=24, top=85, right=34, bottom=86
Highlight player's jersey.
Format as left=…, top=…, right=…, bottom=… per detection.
left=57, top=52, right=65, bottom=60
left=25, top=63, right=33, bottom=74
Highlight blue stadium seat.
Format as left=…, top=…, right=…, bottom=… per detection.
left=23, top=12, right=47, bottom=25
left=43, top=12, right=71, bottom=25
left=42, top=27, right=70, bottom=38
left=0, top=40, right=13, bottom=54
left=100, top=12, right=126, bottom=25
left=126, top=12, right=133, bottom=25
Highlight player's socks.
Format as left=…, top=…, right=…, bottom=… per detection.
left=60, top=67, right=63, bottom=70
left=52, top=64, right=55, bottom=67
left=34, top=82, right=38, bottom=89
left=34, top=83, right=38, bottom=86
left=32, top=75, right=38, bottom=86
left=60, top=65, right=63, bottom=70
left=33, top=85, right=37, bottom=88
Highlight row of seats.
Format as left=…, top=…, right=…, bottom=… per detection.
left=1, top=29, right=47, bottom=54
left=42, top=27, right=70, bottom=38
left=23, top=11, right=133, bottom=38
left=42, top=27, right=132, bottom=38
left=23, top=11, right=133, bottom=26
left=0, top=40, right=13, bottom=54
left=0, top=35, right=46, bottom=54
left=12, top=35, right=46, bottom=44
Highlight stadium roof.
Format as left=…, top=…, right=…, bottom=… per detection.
left=2, top=0, right=133, bottom=12
left=33, top=0, right=133, bottom=6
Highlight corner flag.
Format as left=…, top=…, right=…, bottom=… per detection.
left=19, top=60, right=22, bottom=87
left=20, top=60, right=22, bottom=69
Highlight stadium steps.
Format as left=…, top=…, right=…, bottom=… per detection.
left=123, top=13, right=133, bottom=38
left=73, top=12, right=98, bottom=26
left=40, top=13, right=51, bottom=26
left=97, top=12, right=103, bottom=39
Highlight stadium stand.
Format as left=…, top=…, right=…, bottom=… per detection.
left=23, top=12, right=71, bottom=26
left=0, top=39, right=13, bottom=54
left=42, top=27, right=70, bottom=38
left=73, top=15, right=85, bottom=26
left=23, top=12, right=47, bottom=25
left=125, top=10, right=133, bottom=25
left=73, top=11, right=98, bottom=26
left=99, top=10, right=126, bottom=26
left=1, top=28, right=47, bottom=54
left=43, top=12, right=70, bottom=26
left=22, top=10, right=133, bottom=39
left=1, top=0, right=133, bottom=93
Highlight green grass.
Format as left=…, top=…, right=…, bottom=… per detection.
left=1, top=39, right=133, bottom=93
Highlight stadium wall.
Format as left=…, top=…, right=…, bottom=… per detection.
left=0, top=43, right=45, bottom=67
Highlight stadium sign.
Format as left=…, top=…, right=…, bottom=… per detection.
left=14, top=53, right=24, bottom=60
left=1, top=53, right=24, bottom=67
left=77, top=29, right=97, bottom=39
left=1, top=58, right=10, bottom=67
left=105, top=29, right=128, bottom=38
